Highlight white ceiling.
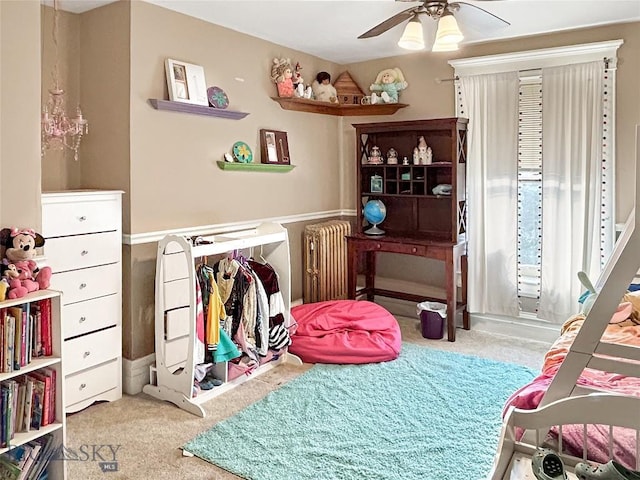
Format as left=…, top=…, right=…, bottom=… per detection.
left=48, top=0, right=640, bottom=64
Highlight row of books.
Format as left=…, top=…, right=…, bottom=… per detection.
left=0, top=369, right=56, bottom=448
left=0, top=433, right=58, bottom=480
left=0, top=300, right=52, bottom=374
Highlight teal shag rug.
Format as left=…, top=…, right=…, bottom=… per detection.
left=183, top=343, right=536, bottom=480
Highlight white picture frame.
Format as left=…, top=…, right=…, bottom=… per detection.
left=165, top=59, right=208, bottom=106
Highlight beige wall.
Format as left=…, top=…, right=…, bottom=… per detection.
left=345, top=22, right=640, bottom=285
left=1, top=1, right=637, bottom=360
left=1, top=1, right=42, bottom=228
left=41, top=5, right=81, bottom=191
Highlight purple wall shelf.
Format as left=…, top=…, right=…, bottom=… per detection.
left=148, top=99, right=250, bottom=120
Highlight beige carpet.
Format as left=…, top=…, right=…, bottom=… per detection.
left=65, top=317, right=551, bottom=479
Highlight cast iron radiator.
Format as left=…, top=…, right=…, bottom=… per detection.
left=303, top=220, right=351, bottom=303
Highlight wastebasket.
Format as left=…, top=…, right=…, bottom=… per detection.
left=416, top=301, right=447, bottom=340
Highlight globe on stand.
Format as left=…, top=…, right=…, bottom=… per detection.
left=363, top=199, right=387, bottom=235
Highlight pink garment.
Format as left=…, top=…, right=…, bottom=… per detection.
left=289, top=300, right=402, bottom=364
left=195, top=281, right=205, bottom=364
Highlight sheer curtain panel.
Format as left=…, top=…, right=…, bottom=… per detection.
left=459, top=72, right=520, bottom=317
left=538, top=61, right=606, bottom=323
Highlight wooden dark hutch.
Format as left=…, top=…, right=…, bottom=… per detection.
left=347, top=117, right=469, bottom=341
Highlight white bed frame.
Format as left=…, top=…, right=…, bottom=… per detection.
left=490, top=394, right=640, bottom=479
left=490, top=126, right=640, bottom=479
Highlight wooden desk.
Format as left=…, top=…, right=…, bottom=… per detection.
left=346, top=233, right=469, bottom=342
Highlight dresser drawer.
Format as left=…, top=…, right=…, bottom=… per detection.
left=64, top=326, right=121, bottom=375
left=42, top=198, right=120, bottom=237
left=65, top=358, right=119, bottom=407
left=44, top=231, right=121, bottom=273
left=51, top=263, right=120, bottom=305
left=62, top=294, right=120, bottom=339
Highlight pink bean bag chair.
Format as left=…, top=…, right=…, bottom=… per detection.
left=289, top=300, right=402, bottom=364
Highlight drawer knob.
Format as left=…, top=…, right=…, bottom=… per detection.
left=81, top=250, right=89, bottom=256
left=80, top=383, right=87, bottom=390
left=79, top=215, right=87, bottom=222
left=79, top=283, right=87, bottom=289
left=79, top=316, right=86, bottom=323
left=83, top=351, right=91, bottom=358
left=376, top=244, right=381, bottom=249
left=412, top=247, right=417, bottom=253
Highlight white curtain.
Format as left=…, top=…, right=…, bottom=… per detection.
left=538, top=61, right=604, bottom=323
left=459, top=72, right=520, bottom=317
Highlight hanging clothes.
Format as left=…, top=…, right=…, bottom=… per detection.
left=194, top=281, right=206, bottom=364
left=248, top=260, right=286, bottom=327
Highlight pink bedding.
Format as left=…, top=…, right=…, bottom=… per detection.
left=289, top=300, right=402, bottom=364
left=504, top=301, right=640, bottom=469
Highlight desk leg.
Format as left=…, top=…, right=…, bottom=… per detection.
left=445, top=248, right=457, bottom=342
left=365, top=251, right=376, bottom=302
left=347, top=241, right=358, bottom=300
left=461, top=254, right=470, bottom=330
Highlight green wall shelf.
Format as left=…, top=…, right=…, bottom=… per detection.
left=216, top=161, right=295, bottom=172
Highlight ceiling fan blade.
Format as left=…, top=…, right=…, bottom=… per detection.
left=452, top=2, right=510, bottom=32
left=358, top=7, right=418, bottom=39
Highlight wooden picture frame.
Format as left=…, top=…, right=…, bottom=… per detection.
left=260, top=129, right=290, bottom=164
left=165, top=59, right=208, bottom=106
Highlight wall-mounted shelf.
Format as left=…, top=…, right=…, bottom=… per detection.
left=271, top=97, right=408, bottom=116
left=216, top=161, right=295, bottom=172
left=148, top=99, right=250, bottom=120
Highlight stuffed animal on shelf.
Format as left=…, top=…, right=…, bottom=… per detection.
left=2, top=260, right=41, bottom=299
left=369, top=67, right=408, bottom=104
left=0, top=278, right=8, bottom=302
left=311, top=71, right=339, bottom=103
left=0, top=227, right=52, bottom=295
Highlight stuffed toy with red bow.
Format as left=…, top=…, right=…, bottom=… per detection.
left=0, top=228, right=52, bottom=297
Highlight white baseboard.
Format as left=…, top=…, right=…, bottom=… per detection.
left=356, top=275, right=559, bottom=344
left=123, top=353, right=156, bottom=395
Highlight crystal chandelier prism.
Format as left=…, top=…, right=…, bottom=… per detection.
left=41, top=0, right=88, bottom=161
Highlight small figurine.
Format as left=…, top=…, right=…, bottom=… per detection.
left=368, top=146, right=383, bottom=164
left=413, top=147, right=420, bottom=165
left=417, top=136, right=432, bottom=165
left=369, top=67, right=408, bottom=104
left=387, top=148, right=398, bottom=165
left=402, top=156, right=410, bottom=166
left=311, top=72, right=339, bottom=103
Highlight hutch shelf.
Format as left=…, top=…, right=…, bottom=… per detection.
left=271, top=97, right=408, bottom=116
left=348, top=117, right=469, bottom=341
left=148, top=99, right=250, bottom=120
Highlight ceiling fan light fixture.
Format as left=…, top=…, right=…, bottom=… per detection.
left=397, top=16, right=425, bottom=51
left=432, top=40, right=459, bottom=52
left=434, top=12, right=464, bottom=46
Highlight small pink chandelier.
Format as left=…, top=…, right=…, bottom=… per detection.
left=41, top=0, right=88, bottom=161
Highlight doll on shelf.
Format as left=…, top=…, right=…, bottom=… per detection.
left=369, top=67, right=408, bottom=104
left=271, top=57, right=298, bottom=98
left=311, top=71, right=339, bottom=103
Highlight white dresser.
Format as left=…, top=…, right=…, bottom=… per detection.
left=41, top=190, right=123, bottom=413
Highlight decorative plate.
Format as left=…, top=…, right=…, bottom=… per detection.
left=207, top=86, right=229, bottom=109
left=232, top=141, right=253, bottom=163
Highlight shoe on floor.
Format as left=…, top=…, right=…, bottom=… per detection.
left=532, top=448, right=568, bottom=480
left=574, top=461, right=640, bottom=480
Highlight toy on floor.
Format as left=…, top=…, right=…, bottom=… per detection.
left=0, top=227, right=52, bottom=299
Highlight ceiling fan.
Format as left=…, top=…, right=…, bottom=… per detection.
left=358, top=0, right=510, bottom=52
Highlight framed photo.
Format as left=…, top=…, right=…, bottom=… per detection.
left=370, top=174, right=383, bottom=193
left=260, top=129, right=290, bottom=164
left=165, top=59, right=208, bottom=106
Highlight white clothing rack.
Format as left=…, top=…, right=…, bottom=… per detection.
left=142, top=222, right=302, bottom=417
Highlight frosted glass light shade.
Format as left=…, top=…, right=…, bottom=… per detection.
left=434, top=13, right=464, bottom=46
left=432, top=40, right=459, bottom=52
left=398, top=17, right=425, bottom=50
